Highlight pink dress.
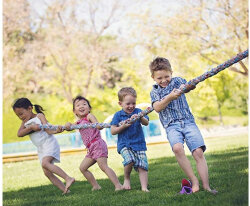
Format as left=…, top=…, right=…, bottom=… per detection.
left=77, top=117, right=108, bottom=160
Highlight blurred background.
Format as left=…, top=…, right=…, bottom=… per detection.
left=3, top=0, right=248, bottom=144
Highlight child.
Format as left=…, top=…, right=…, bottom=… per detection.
left=64, top=95, right=123, bottom=191
left=12, top=98, right=75, bottom=194
left=149, top=57, right=217, bottom=194
left=110, top=87, right=150, bottom=192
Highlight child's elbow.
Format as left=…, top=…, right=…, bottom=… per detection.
left=110, top=128, right=116, bottom=135
left=17, top=133, right=24, bottom=137
left=46, top=130, right=53, bottom=135
left=152, top=103, right=161, bottom=113
left=153, top=107, right=160, bottom=113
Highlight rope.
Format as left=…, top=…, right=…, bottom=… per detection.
left=39, top=49, right=248, bottom=130
left=40, top=107, right=154, bottom=130
left=182, top=50, right=248, bottom=92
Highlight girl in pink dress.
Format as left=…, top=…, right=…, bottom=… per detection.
left=65, top=96, right=123, bottom=191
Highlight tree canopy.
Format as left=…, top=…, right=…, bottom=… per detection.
left=3, top=0, right=248, bottom=143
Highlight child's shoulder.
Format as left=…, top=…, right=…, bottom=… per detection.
left=36, top=113, right=45, bottom=119
left=172, top=76, right=186, bottom=83
left=87, top=113, right=95, bottom=119
left=151, top=84, right=160, bottom=93
left=111, top=110, right=122, bottom=120
left=134, top=108, right=142, bottom=113
left=114, top=109, right=123, bottom=115
left=25, top=115, right=41, bottom=126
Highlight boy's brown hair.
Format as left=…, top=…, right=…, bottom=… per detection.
left=118, top=87, right=137, bottom=102
left=149, top=57, right=172, bottom=76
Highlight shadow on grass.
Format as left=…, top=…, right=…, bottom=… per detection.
left=3, top=147, right=248, bottom=206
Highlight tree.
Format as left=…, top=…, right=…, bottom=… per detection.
left=122, top=0, right=248, bottom=124
left=31, top=0, right=127, bottom=102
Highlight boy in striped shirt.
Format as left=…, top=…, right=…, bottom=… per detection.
left=150, top=57, right=217, bottom=194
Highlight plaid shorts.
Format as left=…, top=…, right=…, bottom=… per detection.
left=120, top=147, right=148, bottom=171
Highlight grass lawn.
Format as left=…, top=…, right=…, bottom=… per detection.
left=3, top=134, right=248, bottom=206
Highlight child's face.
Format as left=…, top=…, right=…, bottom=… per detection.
left=14, top=106, right=33, bottom=122
left=119, top=95, right=136, bottom=114
left=73, top=99, right=91, bottom=118
left=152, top=70, right=172, bottom=88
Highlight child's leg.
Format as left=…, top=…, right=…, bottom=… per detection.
left=79, top=157, right=101, bottom=190
left=172, top=143, right=199, bottom=192
left=42, top=156, right=75, bottom=194
left=192, top=148, right=217, bottom=193
left=42, top=167, right=65, bottom=192
left=96, top=157, right=123, bottom=190
left=138, top=168, right=149, bottom=192
left=123, top=162, right=133, bottom=190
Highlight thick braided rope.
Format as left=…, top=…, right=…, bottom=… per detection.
left=182, top=50, right=248, bottom=92
left=39, top=107, right=154, bottom=130
left=40, top=49, right=248, bottom=131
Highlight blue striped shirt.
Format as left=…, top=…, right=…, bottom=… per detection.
left=150, top=77, right=194, bottom=128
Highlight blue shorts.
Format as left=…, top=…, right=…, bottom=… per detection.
left=165, top=119, right=206, bottom=153
left=120, top=147, right=148, bottom=171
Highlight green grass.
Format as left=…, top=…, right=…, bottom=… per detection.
left=196, top=115, right=248, bottom=128
left=3, top=134, right=248, bottom=206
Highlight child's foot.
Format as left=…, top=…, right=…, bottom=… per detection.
left=115, top=184, right=124, bottom=191
left=205, top=188, right=218, bottom=195
left=62, top=190, right=71, bottom=195
left=191, top=179, right=199, bottom=193
left=142, top=188, right=150, bottom=192
left=123, top=179, right=131, bottom=190
left=92, top=185, right=101, bottom=191
left=63, top=177, right=75, bottom=194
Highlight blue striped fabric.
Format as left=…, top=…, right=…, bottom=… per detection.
left=150, top=77, right=194, bottom=128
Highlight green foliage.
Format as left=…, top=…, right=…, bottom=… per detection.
left=3, top=0, right=248, bottom=143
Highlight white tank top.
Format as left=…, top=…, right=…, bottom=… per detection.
left=24, top=116, right=52, bottom=147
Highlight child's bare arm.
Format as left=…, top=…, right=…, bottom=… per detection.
left=87, top=113, right=103, bottom=130
left=153, top=88, right=182, bottom=112
left=17, top=122, right=35, bottom=137
left=140, top=116, right=149, bottom=126
left=111, top=123, right=131, bottom=135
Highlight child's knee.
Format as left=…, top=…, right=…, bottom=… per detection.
left=172, top=143, right=184, bottom=155
left=79, top=165, right=86, bottom=173
left=192, top=148, right=204, bottom=159
left=41, top=161, right=50, bottom=169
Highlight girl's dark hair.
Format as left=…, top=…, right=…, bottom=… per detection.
left=72, top=96, right=91, bottom=110
left=12, top=98, right=45, bottom=114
